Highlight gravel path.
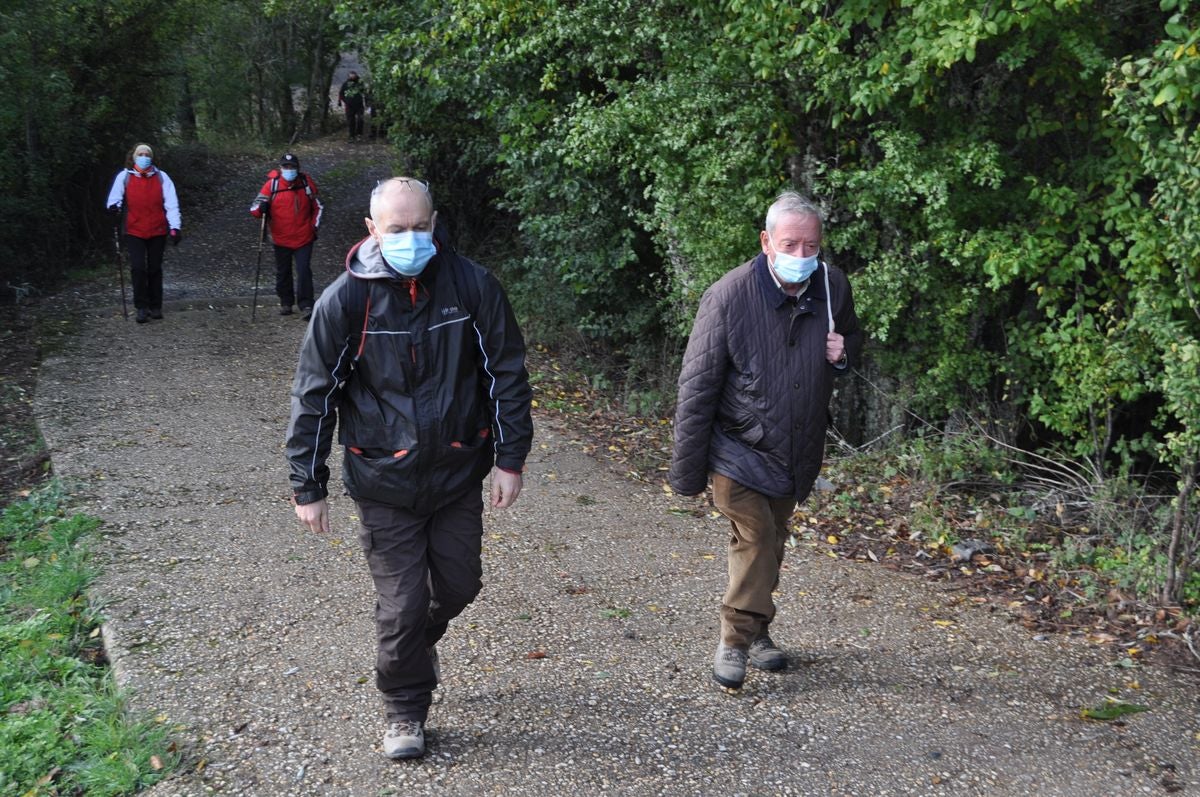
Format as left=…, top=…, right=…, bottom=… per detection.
left=33, top=137, right=1198, bottom=796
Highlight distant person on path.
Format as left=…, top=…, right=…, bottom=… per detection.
left=105, top=143, right=181, bottom=323
left=286, top=177, right=533, bottom=759
left=249, top=153, right=323, bottom=318
left=668, top=191, right=863, bottom=691
left=337, top=70, right=366, bottom=141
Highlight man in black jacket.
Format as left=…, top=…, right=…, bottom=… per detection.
left=337, top=71, right=366, bottom=141
left=286, top=177, right=533, bottom=758
left=668, top=191, right=862, bottom=691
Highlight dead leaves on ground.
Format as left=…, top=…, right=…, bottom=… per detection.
left=527, top=345, right=1197, bottom=669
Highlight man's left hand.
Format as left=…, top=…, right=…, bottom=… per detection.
left=490, top=468, right=523, bottom=509
left=825, top=331, right=846, bottom=365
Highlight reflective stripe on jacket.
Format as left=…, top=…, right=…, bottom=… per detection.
left=285, top=237, right=533, bottom=512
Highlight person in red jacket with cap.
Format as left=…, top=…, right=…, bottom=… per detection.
left=250, top=153, right=324, bottom=318
left=106, top=142, right=182, bottom=323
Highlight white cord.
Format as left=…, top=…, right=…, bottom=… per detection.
left=822, top=261, right=835, bottom=333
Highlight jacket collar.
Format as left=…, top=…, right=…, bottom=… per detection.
left=753, top=253, right=829, bottom=309
left=345, top=235, right=445, bottom=283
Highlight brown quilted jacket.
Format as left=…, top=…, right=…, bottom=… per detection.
left=668, top=254, right=862, bottom=501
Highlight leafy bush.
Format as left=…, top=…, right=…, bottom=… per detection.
left=337, top=0, right=1199, bottom=604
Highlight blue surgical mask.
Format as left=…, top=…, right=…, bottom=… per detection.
left=769, top=237, right=820, bottom=284
left=281, top=168, right=298, bottom=181
left=134, top=155, right=152, bottom=170
left=379, top=231, right=436, bottom=277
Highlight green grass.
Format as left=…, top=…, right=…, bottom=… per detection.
left=0, top=484, right=178, bottom=795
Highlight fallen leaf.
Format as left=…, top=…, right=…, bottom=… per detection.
left=525, top=650, right=547, bottom=659
left=1080, top=701, right=1149, bottom=721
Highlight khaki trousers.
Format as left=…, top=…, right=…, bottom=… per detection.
left=712, top=474, right=796, bottom=649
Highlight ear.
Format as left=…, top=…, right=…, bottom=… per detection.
left=760, top=229, right=771, bottom=256
left=364, top=217, right=377, bottom=238
left=430, top=210, right=438, bottom=231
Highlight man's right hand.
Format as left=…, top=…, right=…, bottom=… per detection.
left=295, top=497, right=331, bottom=534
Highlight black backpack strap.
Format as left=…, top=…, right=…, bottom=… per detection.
left=451, top=255, right=481, bottom=318
left=434, top=224, right=481, bottom=318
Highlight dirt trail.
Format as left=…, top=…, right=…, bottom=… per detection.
left=32, top=136, right=1198, bottom=796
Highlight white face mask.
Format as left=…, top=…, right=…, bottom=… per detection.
left=768, top=236, right=819, bottom=283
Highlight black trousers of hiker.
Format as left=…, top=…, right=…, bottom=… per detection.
left=273, top=242, right=314, bottom=310
left=355, top=488, right=484, bottom=723
left=346, top=104, right=365, bottom=139
left=124, top=234, right=166, bottom=311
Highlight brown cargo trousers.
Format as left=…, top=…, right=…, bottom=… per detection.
left=355, top=489, right=484, bottom=723
left=712, top=474, right=797, bottom=649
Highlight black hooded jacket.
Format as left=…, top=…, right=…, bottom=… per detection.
left=286, top=235, right=533, bottom=513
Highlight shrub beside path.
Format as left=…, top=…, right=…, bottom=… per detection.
left=33, top=138, right=1197, bottom=796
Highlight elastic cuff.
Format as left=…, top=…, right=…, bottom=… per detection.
left=497, top=466, right=523, bottom=476
left=293, top=487, right=326, bottom=505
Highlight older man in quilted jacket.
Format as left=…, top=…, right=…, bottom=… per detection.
left=668, top=191, right=863, bottom=690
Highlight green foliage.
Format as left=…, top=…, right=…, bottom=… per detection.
left=335, top=0, right=1199, bottom=602
left=0, top=485, right=177, bottom=795
left=0, top=0, right=342, bottom=291
left=338, top=0, right=1193, bottom=464
left=0, top=0, right=175, bottom=286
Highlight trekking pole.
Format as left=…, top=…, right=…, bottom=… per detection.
left=252, top=212, right=265, bottom=321
left=112, top=218, right=128, bottom=320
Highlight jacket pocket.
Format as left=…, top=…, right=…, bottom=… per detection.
left=722, top=417, right=766, bottom=448
left=342, top=446, right=419, bottom=504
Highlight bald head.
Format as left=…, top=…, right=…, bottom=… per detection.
left=370, top=177, right=433, bottom=218
left=365, top=177, right=437, bottom=241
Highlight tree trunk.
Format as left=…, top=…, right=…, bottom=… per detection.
left=1162, top=463, right=1196, bottom=605
left=177, top=74, right=199, bottom=144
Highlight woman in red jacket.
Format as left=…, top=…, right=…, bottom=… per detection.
left=250, top=153, right=323, bottom=319
left=106, top=143, right=182, bottom=323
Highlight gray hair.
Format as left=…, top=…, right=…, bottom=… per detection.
left=370, top=177, right=434, bottom=218
left=765, top=191, right=823, bottom=236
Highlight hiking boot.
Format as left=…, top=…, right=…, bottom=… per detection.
left=712, top=643, right=748, bottom=689
left=280, top=305, right=293, bottom=316
left=382, top=720, right=425, bottom=759
left=748, top=633, right=788, bottom=671
left=136, top=308, right=149, bottom=324
left=150, top=308, right=163, bottom=320
left=300, top=306, right=313, bottom=321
